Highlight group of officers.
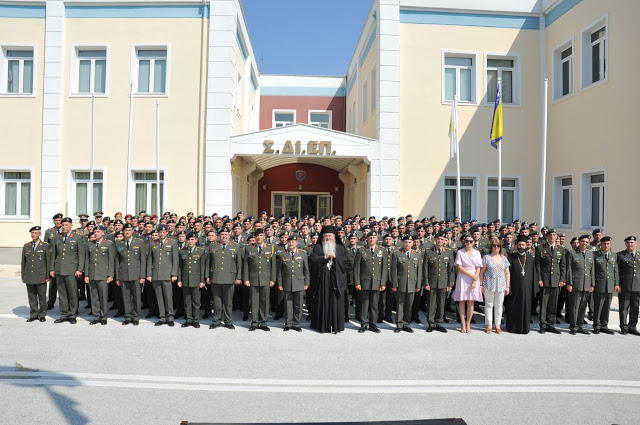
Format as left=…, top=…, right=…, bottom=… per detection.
left=20, top=209, right=640, bottom=335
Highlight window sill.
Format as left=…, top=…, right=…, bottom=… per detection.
left=133, top=93, right=169, bottom=98
left=483, top=102, right=521, bottom=108
left=442, top=100, right=479, bottom=106
left=580, top=77, right=608, bottom=93
left=69, top=93, right=109, bottom=98
left=0, top=216, right=33, bottom=222
left=552, top=92, right=575, bottom=104
left=0, top=93, right=36, bottom=98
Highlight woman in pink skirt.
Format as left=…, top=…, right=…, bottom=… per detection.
left=453, top=235, right=483, bottom=333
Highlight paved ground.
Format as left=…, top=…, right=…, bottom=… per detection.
left=1, top=266, right=638, bottom=425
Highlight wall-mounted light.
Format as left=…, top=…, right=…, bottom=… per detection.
left=335, top=187, right=339, bottom=192
left=262, top=185, right=266, bottom=190
left=298, top=185, right=303, bottom=191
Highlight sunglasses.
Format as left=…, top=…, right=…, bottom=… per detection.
left=491, top=244, right=502, bottom=249
left=464, top=240, right=473, bottom=244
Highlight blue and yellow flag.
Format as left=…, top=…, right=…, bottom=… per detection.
left=490, top=81, right=503, bottom=149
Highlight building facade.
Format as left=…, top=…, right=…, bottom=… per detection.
left=0, top=0, right=636, bottom=247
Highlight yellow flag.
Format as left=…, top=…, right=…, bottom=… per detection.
left=490, top=81, right=503, bottom=149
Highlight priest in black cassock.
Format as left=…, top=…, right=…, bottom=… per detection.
left=309, top=226, right=352, bottom=333
left=506, top=235, right=539, bottom=334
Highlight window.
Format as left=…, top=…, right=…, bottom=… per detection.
left=581, top=17, right=608, bottom=89
left=553, top=176, right=573, bottom=227
left=72, top=171, right=103, bottom=216
left=74, top=49, right=107, bottom=94
left=1, top=171, right=31, bottom=218
left=553, top=40, right=573, bottom=100
left=362, top=80, right=368, bottom=123
left=486, top=54, right=519, bottom=104
left=136, top=48, right=167, bottom=94
left=443, top=52, right=477, bottom=103
left=370, top=67, right=376, bottom=112
left=309, top=111, right=332, bottom=129
left=487, top=178, right=519, bottom=224
left=133, top=171, right=164, bottom=216
left=273, top=110, right=295, bottom=128
left=581, top=172, right=605, bottom=228
left=235, top=72, right=242, bottom=115
left=444, top=178, right=475, bottom=221
left=3, top=48, right=34, bottom=94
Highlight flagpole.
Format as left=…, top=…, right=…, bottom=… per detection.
left=497, top=78, right=502, bottom=222
left=156, top=99, right=160, bottom=217
left=454, top=95, right=461, bottom=220
left=539, top=78, right=549, bottom=228
left=89, top=92, right=95, bottom=217
left=126, top=81, right=134, bottom=214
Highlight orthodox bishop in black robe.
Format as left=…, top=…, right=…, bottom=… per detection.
left=506, top=244, right=539, bottom=334
left=309, top=226, right=351, bottom=333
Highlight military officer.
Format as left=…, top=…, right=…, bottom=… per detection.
left=22, top=226, right=51, bottom=322
left=423, top=232, right=455, bottom=332
left=84, top=225, right=115, bottom=325
left=345, top=232, right=361, bottom=322
left=277, top=235, right=310, bottom=331
left=44, top=213, right=63, bottom=309
left=243, top=228, right=277, bottom=331
left=379, top=233, right=398, bottom=323
left=177, top=232, right=206, bottom=328
left=566, top=235, right=595, bottom=335
left=354, top=230, right=388, bottom=333
left=616, top=236, right=640, bottom=335
left=390, top=235, right=423, bottom=333
left=534, top=228, right=568, bottom=334
left=207, top=228, right=242, bottom=329
left=146, top=224, right=179, bottom=327
left=51, top=217, right=86, bottom=324
left=115, top=223, right=146, bottom=326
left=592, top=236, right=617, bottom=334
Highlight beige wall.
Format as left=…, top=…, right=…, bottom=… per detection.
left=399, top=22, right=541, bottom=223
left=0, top=18, right=45, bottom=246
left=359, top=33, right=378, bottom=140
left=232, top=39, right=245, bottom=135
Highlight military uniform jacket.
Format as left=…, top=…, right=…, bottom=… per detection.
left=146, top=238, right=179, bottom=281
left=232, top=234, right=246, bottom=245
left=534, top=243, right=568, bottom=287
left=390, top=249, right=423, bottom=293
left=21, top=240, right=51, bottom=284
left=243, top=243, right=277, bottom=286
left=617, top=250, right=640, bottom=292
left=423, top=247, right=455, bottom=289
left=297, top=236, right=312, bottom=249
left=382, top=245, right=399, bottom=285
left=346, top=245, right=360, bottom=286
left=567, top=248, right=595, bottom=291
left=353, top=245, right=389, bottom=290
left=44, top=227, right=62, bottom=255
left=115, top=238, right=146, bottom=281
left=52, top=232, right=86, bottom=275
left=208, top=242, right=242, bottom=284
left=594, top=250, right=618, bottom=293
left=277, top=248, right=309, bottom=292
left=178, top=246, right=207, bottom=287
left=85, top=239, right=115, bottom=281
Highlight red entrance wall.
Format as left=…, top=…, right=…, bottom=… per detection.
left=258, top=163, right=344, bottom=216
left=259, top=96, right=346, bottom=131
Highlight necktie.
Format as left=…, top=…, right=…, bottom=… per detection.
left=438, top=248, right=441, bottom=255
left=32, top=242, right=36, bottom=250
left=160, top=240, right=163, bottom=248
left=189, top=248, right=192, bottom=255
left=63, top=234, right=67, bottom=243
left=222, top=244, right=226, bottom=251
left=126, top=240, right=130, bottom=249
left=258, top=246, right=262, bottom=254
left=406, top=251, right=410, bottom=260
left=606, top=253, right=609, bottom=261
left=387, top=247, right=391, bottom=255
left=352, top=247, right=356, bottom=254
left=371, top=247, right=374, bottom=254
left=291, top=251, right=294, bottom=261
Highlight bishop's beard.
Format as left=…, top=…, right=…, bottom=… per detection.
left=322, top=240, right=336, bottom=256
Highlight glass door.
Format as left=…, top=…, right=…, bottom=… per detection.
left=317, top=195, right=332, bottom=218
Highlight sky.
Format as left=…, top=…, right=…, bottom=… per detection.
left=241, top=0, right=372, bottom=76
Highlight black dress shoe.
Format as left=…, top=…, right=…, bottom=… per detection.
left=193, top=323, right=200, bottom=328
left=26, top=318, right=37, bottom=322
left=621, top=329, right=628, bottom=335
left=436, top=326, right=448, bottom=333
left=249, top=326, right=258, bottom=331
left=114, top=313, right=123, bottom=318
left=569, top=329, right=577, bottom=335
left=133, top=321, right=139, bottom=326
left=577, top=328, right=590, bottom=335
left=358, top=326, right=368, bottom=333
left=89, top=319, right=100, bottom=325
left=403, top=327, right=414, bottom=333
left=602, top=328, right=614, bottom=335
left=293, top=326, right=302, bottom=332
left=370, top=326, right=381, bottom=333
left=629, top=329, right=640, bottom=336
left=384, top=316, right=393, bottom=323
left=154, top=321, right=165, bottom=326
left=546, top=326, right=561, bottom=334
left=69, top=319, right=77, bottom=324
left=54, top=318, right=67, bottom=323
left=181, top=323, right=191, bottom=328
left=284, top=326, right=291, bottom=331
left=592, top=329, right=600, bottom=334
left=122, top=320, right=131, bottom=325
left=101, top=320, right=107, bottom=325
left=225, top=323, right=235, bottom=330
left=394, top=328, right=401, bottom=333
left=209, top=324, right=219, bottom=329
left=167, top=321, right=175, bottom=327
left=261, top=325, right=270, bottom=331
left=539, top=328, right=546, bottom=334
left=47, top=305, right=55, bottom=310
left=39, top=318, right=46, bottom=322
left=426, top=327, right=433, bottom=332
left=443, top=318, right=450, bottom=323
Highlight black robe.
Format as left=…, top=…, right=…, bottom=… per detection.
left=506, top=251, right=539, bottom=334
left=309, top=243, right=351, bottom=333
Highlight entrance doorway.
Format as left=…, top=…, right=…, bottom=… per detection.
left=272, top=192, right=332, bottom=218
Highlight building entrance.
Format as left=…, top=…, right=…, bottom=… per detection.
left=273, top=192, right=332, bottom=218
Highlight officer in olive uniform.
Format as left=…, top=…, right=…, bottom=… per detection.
left=616, top=236, right=640, bottom=335
left=566, top=235, right=595, bottom=334
left=207, top=228, right=242, bottom=329
left=423, top=231, right=455, bottom=332
left=84, top=225, right=115, bottom=325
left=177, top=232, right=207, bottom=328
left=21, top=226, right=51, bottom=322
left=379, top=233, right=398, bottom=323
left=345, top=233, right=361, bottom=322
left=390, top=235, right=423, bottom=333
left=277, top=235, right=310, bottom=331
left=354, top=231, right=389, bottom=333
left=51, top=217, right=87, bottom=324
left=146, top=224, right=179, bottom=326
left=592, top=236, right=617, bottom=334
left=44, top=213, right=64, bottom=309
left=115, top=223, right=146, bottom=326
left=243, top=229, right=277, bottom=331
left=534, top=228, right=568, bottom=334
